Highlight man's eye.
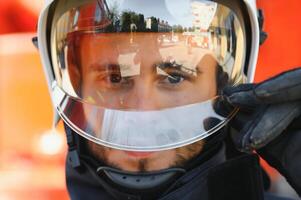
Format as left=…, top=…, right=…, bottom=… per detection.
left=159, top=72, right=187, bottom=85
left=110, top=73, right=122, bottom=83
left=166, top=74, right=185, bottom=84
left=105, top=73, right=133, bottom=89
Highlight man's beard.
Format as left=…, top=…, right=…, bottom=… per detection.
left=173, top=140, right=204, bottom=168
left=87, top=140, right=204, bottom=172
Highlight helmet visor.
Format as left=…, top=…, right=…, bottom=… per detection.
left=50, top=0, right=245, bottom=151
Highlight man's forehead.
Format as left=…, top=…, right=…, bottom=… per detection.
left=75, top=32, right=218, bottom=73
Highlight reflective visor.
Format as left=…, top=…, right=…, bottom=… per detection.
left=50, top=0, right=245, bottom=151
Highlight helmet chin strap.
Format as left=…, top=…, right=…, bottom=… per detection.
left=64, top=123, right=186, bottom=194
left=96, top=166, right=186, bottom=191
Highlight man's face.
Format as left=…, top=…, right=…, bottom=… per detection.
left=75, top=33, right=217, bottom=172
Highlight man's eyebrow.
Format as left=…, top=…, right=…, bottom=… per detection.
left=180, top=65, right=200, bottom=75
left=156, top=61, right=200, bottom=76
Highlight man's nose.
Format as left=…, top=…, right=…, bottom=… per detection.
left=126, top=77, right=160, bottom=110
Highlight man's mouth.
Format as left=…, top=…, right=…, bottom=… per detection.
left=124, top=151, right=154, bottom=158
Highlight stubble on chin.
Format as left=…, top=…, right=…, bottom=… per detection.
left=173, top=140, right=204, bottom=167
left=87, top=140, right=205, bottom=172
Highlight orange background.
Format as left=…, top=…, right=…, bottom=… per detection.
left=256, top=0, right=301, bottom=82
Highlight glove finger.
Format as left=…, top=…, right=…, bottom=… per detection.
left=224, top=67, right=301, bottom=107
left=230, top=105, right=265, bottom=152
left=223, top=84, right=258, bottom=110
left=240, top=102, right=301, bottom=152
left=255, top=67, right=301, bottom=103
left=230, top=109, right=255, bottom=131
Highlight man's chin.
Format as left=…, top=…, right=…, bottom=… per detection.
left=106, top=150, right=175, bottom=172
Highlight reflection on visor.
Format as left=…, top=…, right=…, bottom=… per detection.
left=50, top=0, right=245, bottom=150
left=55, top=87, right=235, bottom=151
left=100, top=99, right=224, bottom=147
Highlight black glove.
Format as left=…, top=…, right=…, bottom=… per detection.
left=222, top=67, right=301, bottom=196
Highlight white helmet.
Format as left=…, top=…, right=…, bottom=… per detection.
left=37, top=0, right=260, bottom=152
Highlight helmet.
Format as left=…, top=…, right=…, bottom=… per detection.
left=37, top=0, right=263, bottom=194
left=37, top=0, right=260, bottom=152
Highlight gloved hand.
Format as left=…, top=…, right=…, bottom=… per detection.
left=222, top=67, right=301, bottom=195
